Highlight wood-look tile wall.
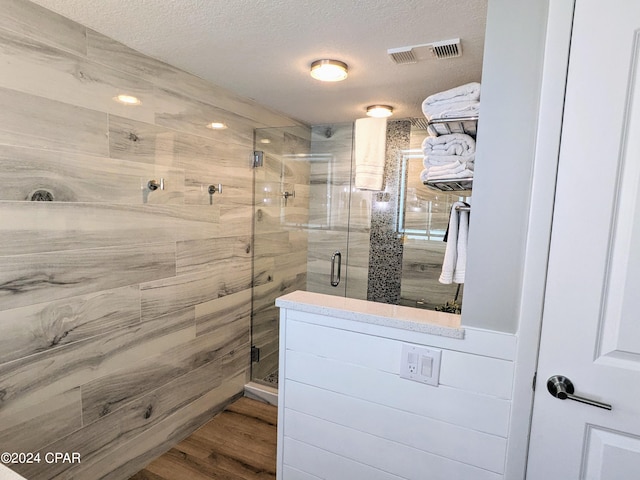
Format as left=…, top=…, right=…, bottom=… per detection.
left=0, top=1, right=303, bottom=478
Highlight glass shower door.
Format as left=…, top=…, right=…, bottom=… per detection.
left=251, top=126, right=311, bottom=385
left=250, top=123, right=362, bottom=386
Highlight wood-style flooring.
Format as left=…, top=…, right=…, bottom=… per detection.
left=129, top=396, right=277, bottom=480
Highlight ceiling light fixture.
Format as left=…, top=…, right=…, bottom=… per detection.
left=310, top=59, right=348, bottom=82
left=366, top=105, right=394, bottom=118
left=207, top=122, right=227, bottom=130
left=114, top=94, right=141, bottom=105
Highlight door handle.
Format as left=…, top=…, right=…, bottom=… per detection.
left=546, top=375, right=612, bottom=410
left=330, top=251, right=342, bottom=287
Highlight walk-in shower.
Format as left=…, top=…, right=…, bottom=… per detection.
left=250, top=121, right=468, bottom=387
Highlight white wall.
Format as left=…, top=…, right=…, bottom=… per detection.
left=463, top=0, right=551, bottom=333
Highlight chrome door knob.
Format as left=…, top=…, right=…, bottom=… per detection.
left=546, top=375, right=612, bottom=410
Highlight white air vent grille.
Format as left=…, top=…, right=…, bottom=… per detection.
left=388, top=48, right=417, bottom=65
left=430, top=38, right=462, bottom=59
left=388, top=38, right=462, bottom=64
left=410, top=118, right=431, bottom=130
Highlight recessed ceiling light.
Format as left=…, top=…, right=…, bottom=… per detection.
left=310, top=59, right=348, bottom=82
left=207, top=122, right=227, bottom=130
left=259, top=138, right=271, bottom=144
left=114, top=94, right=141, bottom=105
left=366, top=105, right=394, bottom=118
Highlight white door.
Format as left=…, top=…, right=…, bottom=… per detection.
left=527, top=1, right=640, bottom=478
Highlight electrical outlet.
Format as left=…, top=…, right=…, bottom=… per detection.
left=399, top=344, right=442, bottom=386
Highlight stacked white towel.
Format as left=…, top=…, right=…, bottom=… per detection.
left=421, top=82, right=481, bottom=121
left=421, top=133, right=475, bottom=182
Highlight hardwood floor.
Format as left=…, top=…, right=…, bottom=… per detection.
left=129, top=396, right=277, bottom=480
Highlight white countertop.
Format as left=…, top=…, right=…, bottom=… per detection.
left=276, top=291, right=464, bottom=339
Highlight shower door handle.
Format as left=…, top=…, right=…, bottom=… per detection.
left=330, top=251, right=342, bottom=287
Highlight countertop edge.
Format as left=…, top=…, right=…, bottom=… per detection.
left=276, top=291, right=465, bottom=340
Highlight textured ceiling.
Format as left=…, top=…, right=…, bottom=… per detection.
left=29, top=0, right=488, bottom=125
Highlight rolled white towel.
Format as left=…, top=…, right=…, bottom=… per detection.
left=427, top=160, right=467, bottom=176
left=424, top=82, right=481, bottom=107
left=423, top=153, right=475, bottom=168
left=422, top=82, right=481, bottom=122
left=423, top=100, right=480, bottom=122
left=422, top=133, right=476, bottom=157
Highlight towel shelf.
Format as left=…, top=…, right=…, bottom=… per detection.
left=423, top=177, right=473, bottom=192
left=427, top=116, right=478, bottom=137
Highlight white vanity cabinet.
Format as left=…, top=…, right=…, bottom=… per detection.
left=275, top=291, right=516, bottom=480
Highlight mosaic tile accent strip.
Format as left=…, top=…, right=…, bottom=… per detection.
left=367, top=120, right=411, bottom=304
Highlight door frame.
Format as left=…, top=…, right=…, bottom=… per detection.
left=503, top=1, right=576, bottom=478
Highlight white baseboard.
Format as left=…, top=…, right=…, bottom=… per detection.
left=244, top=382, right=278, bottom=406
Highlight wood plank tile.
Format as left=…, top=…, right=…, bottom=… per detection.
left=0, top=307, right=195, bottom=415
left=81, top=317, right=248, bottom=424
left=195, top=289, right=251, bottom=337
left=0, top=144, right=184, bottom=204
left=0, top=0, right=87, bottom=55
left=0, top=285, right=140, bottom=364
left=0, top=242, right=176, bottom=312
left=154, top=88, right=255, bottom=146
left=220, top=206, right=253, bottom=237
left=140, top=270, right=221, bottom=321
left=176, top=236, right=250, bottom=275
left=0, top=86, right=108, bottom=156
left=16, top=357, right=228, bottom=480
left=218, top=257, right=253, bottom=297
left=0, top=388, right=81, bottom=454
left=109, top=116, right=255, bottom=207
left=86, top=30, right=300, bottom=129
left=0, top=26, right=156, bottom=123
left=0, top=203, right=219, bottom=256
left=65, top=371, right=246, bottom=480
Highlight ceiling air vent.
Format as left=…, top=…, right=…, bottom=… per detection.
left=387, top=46, right=418, bottom=65
left=429, top=38, right=462, bottom=59
left=388, top=38, right=462, bottom=64
left=410, top=118, right=431, bottom=130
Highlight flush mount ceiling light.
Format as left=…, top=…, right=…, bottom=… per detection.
left=113, top=94, right=141, bottom=105
left=366, top=105, right=394, bottom=118
left=310, top=59, right=348, bottom=82
left=207, top=122, right=227, bottom=130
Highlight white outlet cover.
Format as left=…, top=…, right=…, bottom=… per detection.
left=399, top=344, right=442, bottom=386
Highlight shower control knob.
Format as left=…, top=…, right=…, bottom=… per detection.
left=148, top=179, right=164, bottom=191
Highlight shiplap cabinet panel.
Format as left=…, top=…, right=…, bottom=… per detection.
left=285, top=409, right=502, bottom=480
left=283, top=437, right=404, bottom=480
left=286, top=319, right=514, bottom=398
left=285, top=348, right=511, bottom=437
left=277, top=305, right=515, bottom=479
left=285, top=381, right=507, bottom=474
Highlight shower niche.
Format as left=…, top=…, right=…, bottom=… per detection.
left=250, top=121, right=467, bottom=387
